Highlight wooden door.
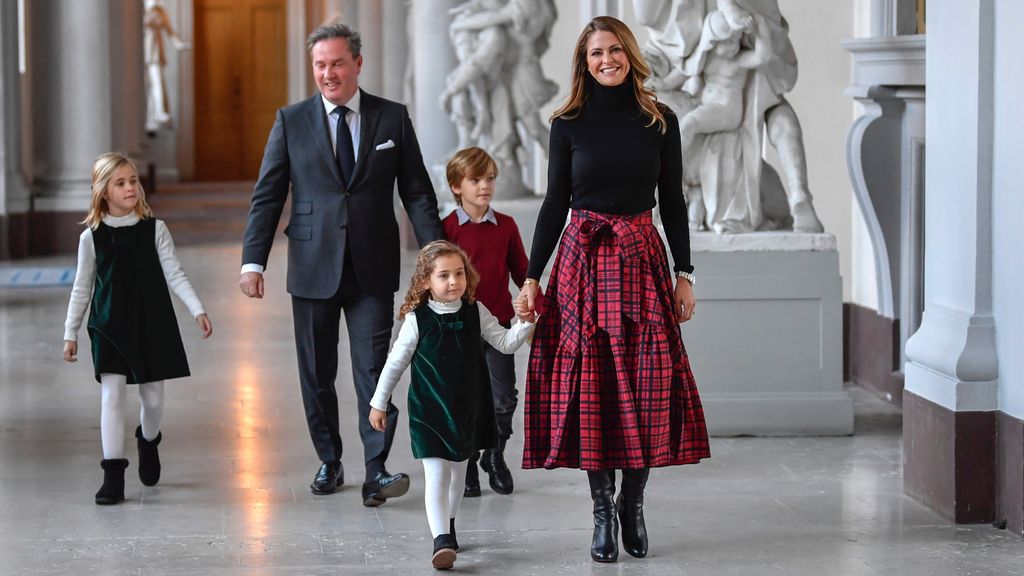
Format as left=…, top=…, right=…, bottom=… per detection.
left=194, top=0, right=287, bottom=180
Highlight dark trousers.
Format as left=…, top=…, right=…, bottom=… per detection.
left=482, top=339, right=518, bottom=438
left=291, top=256, right=397, bottom=474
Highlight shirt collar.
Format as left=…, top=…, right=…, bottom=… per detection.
left=455, top=206, right=497, bottom=225
left=102, top=212, right=140, bottom=227
left=322, top=89, right=361, bottom=117
left=428, top=298, right=464, bottom=313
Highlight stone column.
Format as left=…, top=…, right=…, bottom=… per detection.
left=30, top=0, right=115, bottom=255
left=0, top=0, right=29, bottom=259
left=111, top=0, right=147, bottom=160
left=903, top=0, right=998, bottom=524
left=411, top=0, right=457, bottom=171
left=357, top=0, right=383, bottom=95
left=381, top=0, right=408, bottom=103
left=581, top=0, right=621, bottom=25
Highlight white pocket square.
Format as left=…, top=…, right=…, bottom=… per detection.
left=375, top=139, right=396, bottom=151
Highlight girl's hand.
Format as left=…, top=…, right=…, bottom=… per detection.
left=63, top=340, right=77, bottom=362
left=675, top=278, right=696, bottom=323
left=196, top=314, right=213, bottom=339
left=369, top=408, right=387, bottom=432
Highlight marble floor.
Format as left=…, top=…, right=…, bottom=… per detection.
left=1, top=198, right=1022, bottom=574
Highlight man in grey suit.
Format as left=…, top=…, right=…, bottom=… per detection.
left=240, top=23, right=441, bottom=506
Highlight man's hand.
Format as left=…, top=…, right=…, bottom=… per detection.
left=369, top=408, right=388, bottom=432
left=63, top=340, right=77, bottom=363
left=239, top=271, right=264, bottom=299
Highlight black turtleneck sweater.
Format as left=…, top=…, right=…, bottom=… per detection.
left=526, top=79, right=692, bottom=280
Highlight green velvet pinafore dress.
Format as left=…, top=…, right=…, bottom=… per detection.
left=87, top=218, right=190, bottom=384
left=408, top=302, right=498, bottom=461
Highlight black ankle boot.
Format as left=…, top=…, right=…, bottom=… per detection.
left=432, top=534, right=457, bottom=570
left=95, top=458, right=129, bottom=505
left=587, top=470, right=618, bottom=563
left=480, top=436, right=513, bottom=495
left=464, top=452, right=481, bottom=497
left=618, top=468, right=650, bottom=558
left=449, top=518, right=459, bottom=551
left=135, top=426, right=162, bottom=487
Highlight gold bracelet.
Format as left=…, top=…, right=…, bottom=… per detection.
left=523, top=278, right=540, bottom=286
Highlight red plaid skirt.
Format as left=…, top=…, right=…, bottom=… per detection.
left=522, top=209, right=710, bottom=470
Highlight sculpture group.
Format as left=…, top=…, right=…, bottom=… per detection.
left=438, top=0, right=824, bottom=233
left=440, top=0, right=559, bottom=197
left=634, top=0, right=824, bottom=233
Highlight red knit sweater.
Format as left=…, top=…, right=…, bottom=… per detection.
left=442, top=209, right=529, bottom=324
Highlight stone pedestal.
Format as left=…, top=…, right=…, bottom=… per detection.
left=683, top=232, right=853, bottom=436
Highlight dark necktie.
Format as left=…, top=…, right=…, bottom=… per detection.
left=335, top=106, right=355, bottom=185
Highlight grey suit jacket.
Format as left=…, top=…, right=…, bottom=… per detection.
left=242, top=90, right=442, bottom=299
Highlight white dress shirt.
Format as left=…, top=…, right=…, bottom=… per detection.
left=369, top=299, right=534, bottom=411
left=64, top=213, right=206, bottom=342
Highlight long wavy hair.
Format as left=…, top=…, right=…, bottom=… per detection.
left=82, top=152, right=153, bottom=230
left=550, top=15, right=667, bottom=133
left=397, top=240, right=480, bottom=320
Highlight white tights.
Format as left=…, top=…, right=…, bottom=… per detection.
left=99, top=374, right=165, bottom=460
left=421, top=458, right=468, bottom=538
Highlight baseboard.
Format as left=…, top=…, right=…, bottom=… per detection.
left=997, top=411, right=1024, bottom=536
left=0, top=213, right=29, bottom=260
left=903, top=389, right=996, bottom=524
left=845, top=303, right=904, bottom=406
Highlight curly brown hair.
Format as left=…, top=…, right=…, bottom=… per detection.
left=397, top=240, right=480, bottom=320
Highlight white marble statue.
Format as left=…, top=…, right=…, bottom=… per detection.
left=144, top=0, right=190, bottom=133
left=635, top=0, right=824, bottom=234
left=441, top=0, right=558, bottom=196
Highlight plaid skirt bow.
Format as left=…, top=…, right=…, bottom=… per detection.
left=523, top=209, right=710, bottom=470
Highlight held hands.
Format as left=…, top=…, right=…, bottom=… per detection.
left=675, top=278, right=696, bottom=323
left=63, top=341, right=77, bottom=363
left=515, top=280, right=541, bottom=323
left=196, top=313, right=213, bottom=339
left=369, top=407, right=388, bottom=432
left=239, top=271, right=264, bottom=299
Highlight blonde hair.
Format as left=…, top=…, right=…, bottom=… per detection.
left=82, top=153, right=153, bottom=229
left=550, top=16, right=667, bottom=133
left=398, top=240, right=480, bottom=320
left=445, top=147, right=499, bottom=206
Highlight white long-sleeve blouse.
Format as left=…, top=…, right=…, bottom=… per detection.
left=369, top=298, right=534, bottom=411
left=63, top=213, right=206, bottom=342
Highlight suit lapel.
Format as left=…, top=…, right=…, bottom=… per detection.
left=352, top=89, right=380, bottom=186
left=303, top=95, right=345, bottom=187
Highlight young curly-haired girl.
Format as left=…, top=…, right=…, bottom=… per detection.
left=368, top=240, right=534, bottom=569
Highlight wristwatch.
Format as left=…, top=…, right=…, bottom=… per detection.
left=675, top=270, right=696, bottom=286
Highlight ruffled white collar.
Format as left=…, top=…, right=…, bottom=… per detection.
left=427, top=298, right=463, bottom=314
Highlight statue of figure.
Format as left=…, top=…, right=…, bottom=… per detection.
left=444, top=0, right=558, bottom=196
left=144, top=0, right=190, bottom=133
left=634, top=0, right=824, bottom=233
left=440, top=0, right=509, bottom=150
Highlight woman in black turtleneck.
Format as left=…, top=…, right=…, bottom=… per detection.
left=516, top=16, right=710, bottom=563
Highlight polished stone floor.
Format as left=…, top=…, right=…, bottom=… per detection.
left=2, top=198, right=1022, bottom=574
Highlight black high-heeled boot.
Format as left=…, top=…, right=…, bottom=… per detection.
left=586, top=470, right=618, bottom=563
left=618, top=468, right=650, bottom=558
left=95, top=458, right=129, bottom=505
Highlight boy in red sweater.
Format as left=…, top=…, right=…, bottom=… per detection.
left=442, top=147, right=529, bottom=497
